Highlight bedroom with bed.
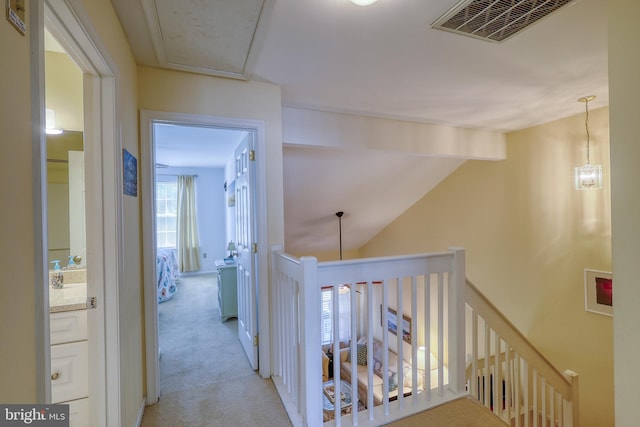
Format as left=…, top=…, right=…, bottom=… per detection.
left=154, top=164, right=230, bottom=304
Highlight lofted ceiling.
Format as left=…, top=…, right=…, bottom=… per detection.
left=111, top=0, right=609, bottom=256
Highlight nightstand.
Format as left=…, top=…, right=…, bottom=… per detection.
left=215, top=260, right=238, bottom=321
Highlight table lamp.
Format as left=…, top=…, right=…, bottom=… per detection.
left=227, top=241, right=237, bottom=258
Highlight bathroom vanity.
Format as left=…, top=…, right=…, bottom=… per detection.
left=49, top=268, right=89, bottom=426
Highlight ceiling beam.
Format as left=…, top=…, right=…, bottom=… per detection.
left=282, top=107, right=506, bottom=161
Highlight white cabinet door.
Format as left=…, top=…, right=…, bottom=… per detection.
left=50, top=310, right=87, bottom=345
left=67, top=398, right=89, bottom=427
left=51, top=341, right=89, bottom=403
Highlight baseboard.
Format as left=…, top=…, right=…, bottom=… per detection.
left=135, top=397, right=146, bottom=427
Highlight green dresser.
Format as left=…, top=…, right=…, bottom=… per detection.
left=215, top=260, right=238, bottom=321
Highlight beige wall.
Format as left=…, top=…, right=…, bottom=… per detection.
left=360, top=108, right=613, bottom=426
left=0, top=1, right=143, bottom=425
left=0, top=0, right=37, bottom=403
left=76, top=1, right=143, bottom=424
left=609, top=1, right=640, bottom=425
left=45, top=51, right=83, bottom=131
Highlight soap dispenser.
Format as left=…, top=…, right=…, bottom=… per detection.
left=50, top=260, right=63, bottom=289
left=67, top=255, right=76, bottom=269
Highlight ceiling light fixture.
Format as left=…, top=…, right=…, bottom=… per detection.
left=574, top=95, right=602, bottom=190
left=45, top=108, right=63, bottom=135
left=349, top=0, right=379, bottom=6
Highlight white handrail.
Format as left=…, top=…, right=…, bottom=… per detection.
left=465, top=280, right=579, bottom=427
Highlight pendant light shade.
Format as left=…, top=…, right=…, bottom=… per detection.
left=574, top=95, right=602, bottom=190
left=574, top=164, right=602, bottom=190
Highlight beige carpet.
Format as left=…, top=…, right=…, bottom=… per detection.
left=385, top=397, right=509, bottom=427
left=141, top=273, right=292, bottom=427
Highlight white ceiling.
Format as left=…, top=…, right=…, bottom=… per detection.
left=154, top=124, right=247, bottom=168
left=283, top=145, right=465, bottom=254
left=111, top=0, right=609, bottom=255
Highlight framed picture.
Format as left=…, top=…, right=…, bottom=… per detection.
left=584, top=269, right=613, bottom=317
left=123, top=149, right=138, bottom=197
left=381, top=306, right=412, bottom=344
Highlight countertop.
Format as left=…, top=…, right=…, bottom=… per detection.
left=49, top=282, right=87, bottom=313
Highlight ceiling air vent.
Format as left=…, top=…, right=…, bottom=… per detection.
left=432, top=0, right=576, bottom=43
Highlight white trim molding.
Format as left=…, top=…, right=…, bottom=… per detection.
left=41, top=1, right=122, bottom=425
left=141, top=110, right=271, bottom=404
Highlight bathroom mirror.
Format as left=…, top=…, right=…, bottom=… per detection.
left=47, top=130, right=86, bottom=269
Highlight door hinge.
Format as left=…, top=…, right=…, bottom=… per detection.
left=252, top=243, right=258, bottom=253
left=249, top=150, right=255, bottom=161
left=253, top=335, right=259, bottom=347
left=87, top=296, right=97, bottom=309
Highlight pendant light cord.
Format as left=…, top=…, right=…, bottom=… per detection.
left=584, top=98, right=591, bottom=165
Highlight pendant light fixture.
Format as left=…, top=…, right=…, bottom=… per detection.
left=574, top=95, right=602, bottom=190
left=336, top=211, right=344, bottom=260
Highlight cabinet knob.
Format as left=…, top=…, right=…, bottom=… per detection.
left=51, top=372, right=60, bottom=380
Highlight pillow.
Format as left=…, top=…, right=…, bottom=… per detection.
left=356, top=344, right=367, bottom=366
left=322, top=351, right=330, bottom=381
left=339, top=347, right=350, bottom=363
left=401, top=361, right=424, bottom=390
left=372, top=363, right=398, bottom=392
left=388, top=370, right=398, bottom=392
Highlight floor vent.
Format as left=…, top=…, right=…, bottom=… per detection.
left=432, top=0, right=576, bottom=43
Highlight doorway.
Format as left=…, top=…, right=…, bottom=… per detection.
left=141, top=110, right=269, bottom=404
left=37, top=1, right=122, bottom=425
left=153, top=122, right=248, bottom=389
left=44, top=27, right=90, bottom=423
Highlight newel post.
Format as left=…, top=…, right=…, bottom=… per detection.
left=564, top=369, right=579, bottom=427
left=448, top=247, right=466, bottom=395
left=300, top=256, right=322, bottom=426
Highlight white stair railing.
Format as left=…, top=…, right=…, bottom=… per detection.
left=271, top=247, right=467, bottom=427
left=465, top=281, right=579, bottom=427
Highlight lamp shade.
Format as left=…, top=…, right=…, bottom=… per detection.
left=227, top=241, right=236, bottom=251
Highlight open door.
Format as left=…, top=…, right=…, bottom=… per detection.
left=235, top=134, right=259, bottom=369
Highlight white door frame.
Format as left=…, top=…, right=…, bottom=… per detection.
left=141, top=110, right=270, bottom=404
left=34, top=1, right=122, bottom=425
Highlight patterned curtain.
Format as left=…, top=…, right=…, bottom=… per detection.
left=177, top=175, right=200, bottom=272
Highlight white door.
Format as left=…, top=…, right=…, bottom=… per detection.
left=235, top=135, right=259, bottom=369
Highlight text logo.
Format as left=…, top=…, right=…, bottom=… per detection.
left=0, top=405, right=69, bottom=426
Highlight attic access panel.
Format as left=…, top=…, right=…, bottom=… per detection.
left=432, top=0, right=576, bottom=42
left=142, top=0, right=270, bottom=79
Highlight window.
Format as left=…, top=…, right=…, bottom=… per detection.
left=321, top=286, right=351, bottom=345
left=156, top=180, right=177, bottom=248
